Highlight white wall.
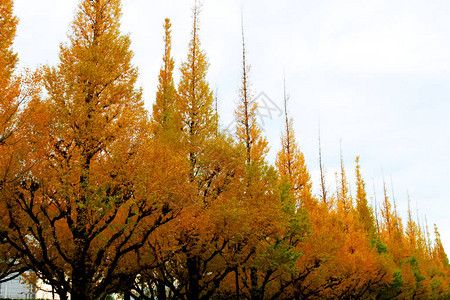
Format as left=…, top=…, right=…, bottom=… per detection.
left=0, top=276, right=35, bottom=299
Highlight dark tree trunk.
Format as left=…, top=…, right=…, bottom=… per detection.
left=71, top=264, right=91, bottom=300
left=236, top=267, right=240, bottom=299
left=250, top=267, right=261, bottom=300
left=124, top=291, right=131, bottom=300
left=157, top=282, right=167, bottom=300
left=55, top=291, right=69, bottom=300
left=187, top=255, right=200, bottom=300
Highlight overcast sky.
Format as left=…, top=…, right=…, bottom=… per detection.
left=13, top=0, right=450, bottom=252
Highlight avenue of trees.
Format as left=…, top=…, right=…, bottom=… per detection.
left=0, top=0, right=449, bottom=299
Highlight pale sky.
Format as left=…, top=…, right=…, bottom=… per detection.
left=13, top=0, right=450, bottom=252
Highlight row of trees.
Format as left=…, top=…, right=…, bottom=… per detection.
left=0, top=0, right=449, bottom=299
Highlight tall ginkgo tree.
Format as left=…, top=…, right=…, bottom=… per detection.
left=235, top=26, right=267, bottom=168
left=275, top=79, right=314, bottom=210
left=354, top=157, right=377, bottom=238
left=1, top=0, right=188, bottom=299
left=151, top=18, right=178, bottom=138
left=233, top=21, right=296, bottom=300
left=0, top=0, right=19, bottom=144
left=139, top=4, right=249, bottom=300
left=177, top=2, right=216, bottom=178
left=0, top=0, right=35, bottom=283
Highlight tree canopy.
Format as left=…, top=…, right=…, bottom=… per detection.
left=0, top=0, right=449, bottom=299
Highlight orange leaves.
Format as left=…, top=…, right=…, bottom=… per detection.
left=177, top=5, right=216, bottom=166
left=70, top=0, right=123, bottom=47
left=152, top=18, right=178, bottom=138
left=0, top=0, right=177, bottom=298
left=275, top=90, right=314, bottom=210
left=235, top=25, right=268, bottom=168
left=0, top=0, right=18, bottom=80
left=2, top=1, right=450, bottom=299
left=354, top=157, right=377, bottom=237
left=0, top=0, right=21, bottom=149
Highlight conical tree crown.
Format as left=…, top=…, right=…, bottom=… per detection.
left=275, top=85, right=313, bottom=209
left=70, top=0, right=122, bottom=46
left=0, top=0, right=18, bottom=82
left=434, top=224, right=449, bottom=267
left=177, top=3, right=216, bottom=167
left=235, top=26, right=268, bottom=166
left=46, top=0, right=145, bottom=154
left=380, top=185, right=394, bottom=238
left=355, top=157, right=376, bottom=236
left=405, top=197, right=419, bottom=252
left=0, top=0, right=20, bottom=144
left=336, top=153, right=352, bottom=215
left=152, top=18, right=178, bottom=136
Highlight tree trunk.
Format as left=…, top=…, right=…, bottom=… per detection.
left=71, top=289, right=89, bottom=300
left=187, top=255, right=200, bottom=300
left=250, top=267, right=260, bottom=300
left=124, top=291, right=131, bottom=300
left=71, top=266, right=90, bottom=300
left=157, top=281, right=167, bottom=300
left=235, top=267, right=240, bottom=299
left=55, top=291, right=69, bottom=300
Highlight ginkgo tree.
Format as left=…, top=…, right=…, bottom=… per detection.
left=136, top=4, right=251, bottom=299
left=1, top=0, right=188, bottom=299
left=275, top=80, right=315, bottom=211
left=151, top=18, right=179, bottom=139
left=1, top=0, right=449, bottom=299
left=231, top=23, right=307, bottom=300
left=0, top=0, right=22, bottom=283
left=0, top=0, right=43, bottom=283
